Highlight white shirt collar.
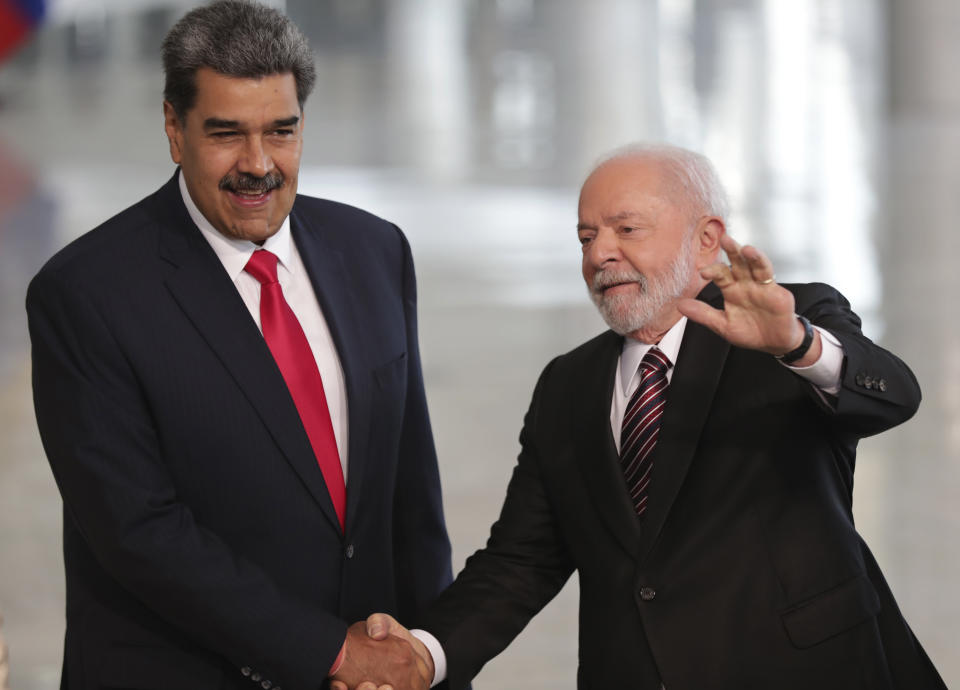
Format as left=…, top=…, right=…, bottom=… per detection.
left=619, top=316, right=687, bottom=395
left=178, top=171, right=293, bottom=281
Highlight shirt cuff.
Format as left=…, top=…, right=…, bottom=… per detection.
left=410, top=629, right=447, bottom=688
left=781, top=326, right=843, bottom=395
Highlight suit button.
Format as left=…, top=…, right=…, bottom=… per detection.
left=261, top=681, right=272, bottom=689
left=855, top=373, right=865, bottom=386
left=345, top=544, right=355, bottom=558
left=639, top=587, right=656, bottom=601
left=863, top=375, right=873, bottom=388
left=241, top=667, right=252, bottom=677
left=251, top=673, right=262, bottom=682
left=878, top=378, right=887, bottom=392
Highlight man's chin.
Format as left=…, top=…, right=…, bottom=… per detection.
left=218, top=219, right=280, bottom=244
left=597, top=305, right=646, bottom=336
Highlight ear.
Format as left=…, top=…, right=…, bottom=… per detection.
left=162, top=101, right=184, bottom=165
left=694, top=216, right=725, bottom=269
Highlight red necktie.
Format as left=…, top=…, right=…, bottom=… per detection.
left=245, top=249, right=346, bottom=529
left=620, top=347, right=671, bottom=517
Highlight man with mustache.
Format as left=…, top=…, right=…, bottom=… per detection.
left=26, top=2, right=451, bottom=689
left=342, top=145, right=946, bottom=689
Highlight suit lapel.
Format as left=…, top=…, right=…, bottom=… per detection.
left=637, top=283, right=729, bottom=561
left=290, top=206, right=373, bottom=536
left=573, top=331, right=647, bottom=557
left=155, top=174, right=342, bottom=532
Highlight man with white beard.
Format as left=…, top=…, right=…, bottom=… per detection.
left=338, top=144, right=946, bottom=690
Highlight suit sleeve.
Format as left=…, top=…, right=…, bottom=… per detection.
left=391, top=229, right=455, bottom=624
left=417, top=359, right=575, bottom=690
left=27, top=271, right=346, bottom=690
left=795, top=283, right=921, bottom=437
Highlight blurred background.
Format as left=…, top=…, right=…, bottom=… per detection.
left=1, top=0, right=958, bottom=687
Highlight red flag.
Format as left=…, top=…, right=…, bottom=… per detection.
left=0, top=0, right=45, bottom=63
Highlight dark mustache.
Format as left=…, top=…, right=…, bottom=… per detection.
left=219, top=172, right=284, bottom=194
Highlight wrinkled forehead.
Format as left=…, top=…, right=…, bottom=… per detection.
left=580, top=159, right=670, bottom=210
left=579, top=156, right=695, bottom=219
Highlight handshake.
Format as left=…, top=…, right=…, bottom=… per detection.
left=329, top=614, right=435, bottom=690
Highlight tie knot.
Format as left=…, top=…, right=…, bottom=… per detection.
left=244, top=249, right=279, bottom=285
left=641, top=347, right=671, bottom=375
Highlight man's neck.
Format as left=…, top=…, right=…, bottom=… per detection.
left=626, top=310, right=683, bottom=345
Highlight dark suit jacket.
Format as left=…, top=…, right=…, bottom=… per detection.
left=27, top=172, right=454, bottom=690
left=419, top=282, right=946, bottom=690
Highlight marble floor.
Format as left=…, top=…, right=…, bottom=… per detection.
left=1, top=0, right=958, bottom=688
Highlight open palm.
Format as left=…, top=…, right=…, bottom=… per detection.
left=678, top=234, right=803, bottom=355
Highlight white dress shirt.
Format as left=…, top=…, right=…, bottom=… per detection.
left=417, top=315, right=845, bottom=687
left=612, top=317, right=844, bottom=448
left=178, top=174, right=350, bottom=481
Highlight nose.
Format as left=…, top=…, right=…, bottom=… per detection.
left=584, top=228, right=621, bottom=269
left=238, top=135, right=272, bottom=178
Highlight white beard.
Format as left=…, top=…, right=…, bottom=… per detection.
left=589, top=240, right=696, bottom=336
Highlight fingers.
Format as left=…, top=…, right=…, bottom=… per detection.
left=367, top=613, right=434, bottom=687
left=331, top=681, right=395, bottom=690
left=700, top=261, right=733, bottom=287
left=335, top=620, right=426, bottom=690
left=364, top=611, right=434, bottom=683
left=720, top=233, right=746, bottom=275
left=413, top=652, right=432, bottom=687
left=718, top=234, right=777, bottom=286
left=677, top=297, right=727, bottom=337
left=740, top=243, right=776, bottom=284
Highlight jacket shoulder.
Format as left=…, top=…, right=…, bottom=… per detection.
left=293, top=194, right=398, bottom=233
left=29, top=188, right=163, bottom=294
left=531, top=329, right=620, bottom=395
left=782, top=282, right=850, bottom=309
left=553, top=329, right=622, bottom=369
left=291, top=194, right=408, bottom=255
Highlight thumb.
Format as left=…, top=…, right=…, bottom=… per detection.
left=677, top=297, right=726, bottom=336
left=365, top=612, right=399, bottom=640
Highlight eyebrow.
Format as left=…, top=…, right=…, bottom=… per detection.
left=202, top=115, right=301, bottom=130
left=203, top=118, right=240, bottom=130
left=272, top=116, right=301, bottom=128
left=577, top=211, right=651, bottom=231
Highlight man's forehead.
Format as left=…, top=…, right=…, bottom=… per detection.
left=192, top=69, right=298, bottom=102
left=589, top=156, right=664, bottom=189
left=184, top=69, right=302, bottom=125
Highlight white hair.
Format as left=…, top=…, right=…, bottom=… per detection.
left=591, top=143, right=730, bottom=222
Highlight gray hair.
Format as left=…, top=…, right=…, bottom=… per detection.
left=162, top=0, right=316, bottom=121
left=593, top=143, right=730, bottom=222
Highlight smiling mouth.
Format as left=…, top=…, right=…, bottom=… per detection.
left=227, top=189, right=273, bottom=207
left=600, top=281, right=636, bottom=294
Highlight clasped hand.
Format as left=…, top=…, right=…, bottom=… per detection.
left=329, top=615, right=434, bottom=690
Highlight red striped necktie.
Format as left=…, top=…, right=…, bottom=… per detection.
left=620, top=347, right=671, bottom=517
left=244, top=249, right=346, bottom=529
